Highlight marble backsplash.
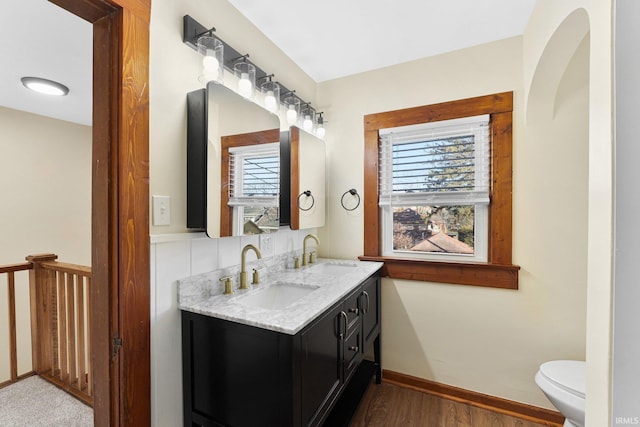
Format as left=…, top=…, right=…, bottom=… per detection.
left=177, top=248, right=307, bottom=306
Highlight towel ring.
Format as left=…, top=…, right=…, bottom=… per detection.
left=298, top=190, right=314, bottom=211
left=341, top=189, right=360, bottom=211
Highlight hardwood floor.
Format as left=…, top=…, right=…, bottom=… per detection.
left=348, top=381, right=560, bottom=427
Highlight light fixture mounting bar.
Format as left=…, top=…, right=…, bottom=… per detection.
left=183, top=15, right=314, bottom=114
left=183, top=15, right=209, bottom=50
left=183, top=15, right=270, bottom=83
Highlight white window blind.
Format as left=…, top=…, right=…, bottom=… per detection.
left=379, top=115, right=490, bottom=206
left=228, top=142, right=280, bottom=207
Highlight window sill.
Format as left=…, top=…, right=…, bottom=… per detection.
left=358, top=256, right=520, bottom=289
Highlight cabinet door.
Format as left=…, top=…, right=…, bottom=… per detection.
left=360, top=276, right=380, bottom=349
left=182, top=312, right=293, bottom=427
left=299, top=303, right=343, bottom=426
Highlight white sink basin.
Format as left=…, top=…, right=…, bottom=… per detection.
left=236, top=282, right=319, bottom=310
left=308, top=262, right=359, bottom=275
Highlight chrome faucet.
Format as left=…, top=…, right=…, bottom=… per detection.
left=302, top=234, right=319, bottom=266
left=240, top=244, right=262, bottom=289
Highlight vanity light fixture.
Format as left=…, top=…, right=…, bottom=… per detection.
left=21, top=77, right=69, bottom=96
left=283, top=91, right=301, bottom=126
left=233, top=55, right=255, bottom=99
left=196, top=33, right=224, bottom=83
left=315, top=112, right=326, bottom=139
left=301, top=104, right=315, bottom=133
left=260, top=75, right=280, bottom=114
left=183, top=15, right=327, bottom=128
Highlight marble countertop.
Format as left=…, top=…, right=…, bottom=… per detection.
left=178, top=258, right=383, bottom=335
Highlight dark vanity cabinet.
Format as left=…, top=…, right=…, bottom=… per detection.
left=181, top=274, right=381, bottom=427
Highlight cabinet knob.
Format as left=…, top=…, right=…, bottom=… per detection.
left=348, top=346, right=359, bottom=352
left=348, top=307, right=359, bottom=315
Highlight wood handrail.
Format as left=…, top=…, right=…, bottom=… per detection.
left=40, top=261, right=91, bottom=276
left=1, top=253, right=93, bottom=406
left=0, top=262, right=32, bottom=274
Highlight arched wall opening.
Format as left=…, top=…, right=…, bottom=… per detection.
left=516, top=5, right=591, bottom=383
left=526, top=8, right=590, bottom=124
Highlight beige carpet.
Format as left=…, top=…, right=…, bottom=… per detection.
left=0, top=375, right=93, bottom=426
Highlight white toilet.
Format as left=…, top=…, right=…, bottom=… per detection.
left=535, top=360, right=586, bottom=427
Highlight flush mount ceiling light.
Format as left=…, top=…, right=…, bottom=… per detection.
left=21, top=77, right=69, bottom=96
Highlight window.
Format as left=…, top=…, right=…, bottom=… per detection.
left=219, top=127, right=281, bottom=237
left=361, top=92, right=520, bottom=289
left=227, top=142, right=280, bottom=235
left=379, top=115, right=490, bottom=263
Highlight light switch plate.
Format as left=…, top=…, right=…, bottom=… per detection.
left=152, top=195, right=171, bottom=226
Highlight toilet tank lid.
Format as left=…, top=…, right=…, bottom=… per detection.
left=539, top=360, right=586, bottom=397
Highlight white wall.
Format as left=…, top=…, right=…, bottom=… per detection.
left=612, top=0, right=640, bottom=422
left=0, top=106, right=91, bottom=381
left=317, top=35, right=589, bottom=409
left=525, top=2, right=615, bottom=424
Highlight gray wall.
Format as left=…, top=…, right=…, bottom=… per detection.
left=613, top=0, right=640, bottom=423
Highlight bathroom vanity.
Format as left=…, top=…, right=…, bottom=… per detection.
left=179, top=259, right=383, bottom=427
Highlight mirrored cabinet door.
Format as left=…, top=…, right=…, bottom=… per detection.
left=187, top=82, right=281, bottom=237
left=281, top=126, right=326, bottom=230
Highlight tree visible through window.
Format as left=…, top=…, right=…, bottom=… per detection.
left=379, top=115, right=489, bottom=262
left=361, top=92, right=520, bottom=289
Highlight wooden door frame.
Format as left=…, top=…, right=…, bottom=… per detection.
left=50, top=0, right=151, bottom=425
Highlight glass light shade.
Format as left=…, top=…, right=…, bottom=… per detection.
left=197, top=36, right=224, bottom=83
left=234, top=61, right=255, bottom=99
left=284, top=96, right=300, bottom=126
left=301, top=106, right=315, bottom=132
left=316, top=113, right=326, bottom=138
left=261, top=80, right=280, bottom=114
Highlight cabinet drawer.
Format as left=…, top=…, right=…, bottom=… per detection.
left=344, top=290, right=361, bottom=333
left=344, top=328, right=362, bottom=383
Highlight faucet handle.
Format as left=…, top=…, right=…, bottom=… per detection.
left=309, top=252, right=317, bottom=264
left=219, top=276, right=234, bottom=295
left=252, top=267, right=262, bottom=285
left=294, top=256, right=301, bottom=269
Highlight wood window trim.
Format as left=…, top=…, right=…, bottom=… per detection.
left=361, top=92, right=520, bottom=289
